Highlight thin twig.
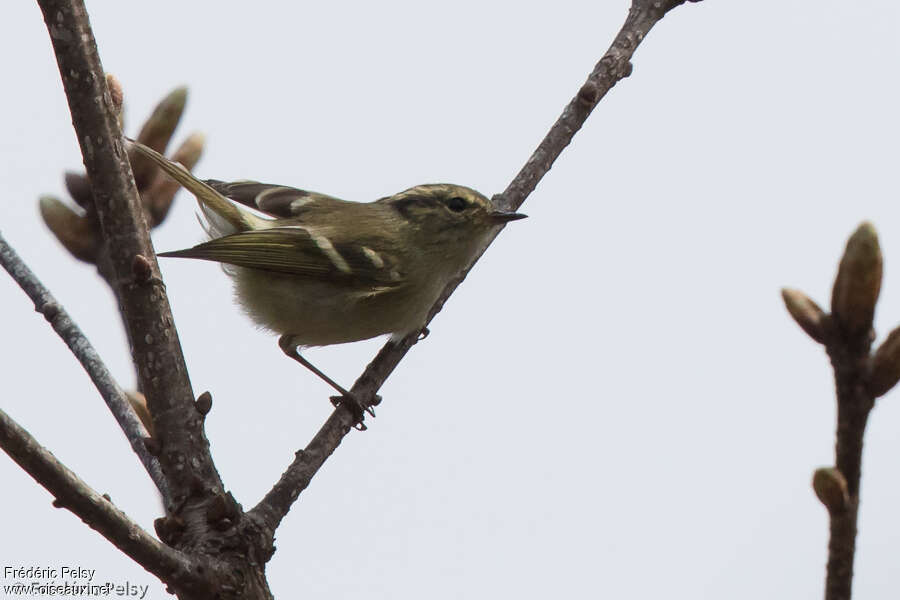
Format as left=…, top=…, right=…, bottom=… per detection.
left=250, top=0, right=698, bottom=533
left=0, top=408, right=200, bottom=592
left=0, top=233, right=170, bottom=501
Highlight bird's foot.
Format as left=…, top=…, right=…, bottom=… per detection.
left=279, top=334, right=376, bottom=430
left=330, top=394, right=380, bottom=430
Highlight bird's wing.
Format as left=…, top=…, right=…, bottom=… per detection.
left=206, top=180, right=348, bottom=219
left=159, top=226, right=404, bottom=288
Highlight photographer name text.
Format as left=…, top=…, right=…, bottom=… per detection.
left=4, top=566, right=96, bottom=582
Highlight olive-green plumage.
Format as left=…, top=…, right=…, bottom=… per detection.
left=129, top=140, right=525, bottom=347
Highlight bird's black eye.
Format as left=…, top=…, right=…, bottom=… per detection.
left=445, top=196, right=468, bottom=212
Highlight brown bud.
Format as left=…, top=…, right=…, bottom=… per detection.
left=195, top=391, right=212, bottom=416
left=127, top=391, right=154, bottom=438
left=38, top=196, right=100, bottom=263
left=869, top=325, right=900, bottom=397
left=105, top=73, right=124, bottom=128
left=812, top=467, right=849, bottom=514
left=131, top=86, right=188, bottom=188
left=781, top=288, right=826, bottom=344
left=831, top=222, right=882, bottom=338
left=139, top=86, right=187, bottom=143
left=64, top=172, right=94, bottom=210
left=131, top=254, right=153, bottom=283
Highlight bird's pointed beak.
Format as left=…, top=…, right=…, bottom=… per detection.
left=489, top=210, right=528, bottom=224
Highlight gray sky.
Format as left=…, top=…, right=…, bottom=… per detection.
left=2, top=1, right=899, bottom=598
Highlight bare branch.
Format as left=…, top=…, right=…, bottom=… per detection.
left=0, top=233, right=169, bottom=501
left=0, top=408, right=198, bottom=592
left=498, top=0, right=698, bottom=211
left=788, top=223, right=883, bottom=600
left=37, top=0, right=221, bottom=510
left=250, top=0, right=699, bottom=534
left=819, top=225, right=881, bottom=600
left=822, top=342, right=873, bottom=600
left=38, top=3, right=275, bottom=596
left=248, top=405, right=362, bottom=532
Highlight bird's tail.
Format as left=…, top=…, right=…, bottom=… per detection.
left=126, top=138, right=268, bottom=234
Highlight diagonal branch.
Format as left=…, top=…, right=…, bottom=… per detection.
left=0, top=408, right=201, bottom=592
left=0, top=233, right=169, bottom=502
left=37, top=0, right=221, bottom=510
left=250, top=0, right=699, bottom=534
left=37, top=3, right=275, bottom=596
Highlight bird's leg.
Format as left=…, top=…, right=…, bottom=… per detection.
left=278, top=335, right=377, bottom=428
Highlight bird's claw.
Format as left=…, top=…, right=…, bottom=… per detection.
left=329, top=393, right=377, bottom=429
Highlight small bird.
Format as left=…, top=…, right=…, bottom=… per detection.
left=127, top=139, right=525, bottom=417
